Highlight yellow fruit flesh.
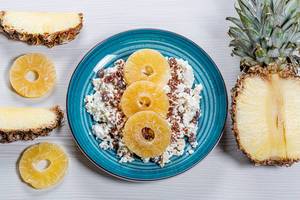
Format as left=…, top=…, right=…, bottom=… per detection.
left=123, top=111, right=171, bottom=158
left=236, top=77, right=272, bottom=160
left=0, top=107, right=60, bottom=131
left=121, top=81, right=169, bottom=118
left=1, top=11, right=82, bottom=34
left=10, top=53, right=56, bottom=98
left=124, top=49, right=170, bottom=86
left=236, top=74, right=300, bottom=162
left=19, top=142, right=68, bottom=189
left=282, top=79, right=300, bottom=159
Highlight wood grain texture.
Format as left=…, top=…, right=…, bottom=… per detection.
left=1, top=0, right=300, bottom=199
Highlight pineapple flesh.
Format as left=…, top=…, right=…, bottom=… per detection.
left=0, top=106, right=63, bottom=143
left=0, top=11, right=83, bottom=47
left=121, top=80, right=169, bottom=118
left=10, top=53, right=56, bottom=98
left=19, top=142, right=68, bottom=189
left=282, top=79, right=300, bottom=160
left=124, top=49, right=170, bottom=86
left=232, top=67, right=300, bottom=164
left=123, top=111, right=171, bottom=158
left=228, top=0, right=300, bottom=165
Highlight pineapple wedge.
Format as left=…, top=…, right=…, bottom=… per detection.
left=0, top=106, right=63, bottom=143
left=232, top=67, right=300, bottom=165
left=0, top=11, right=83, bottom=47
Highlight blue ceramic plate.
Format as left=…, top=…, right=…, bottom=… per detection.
left=67, top=29, right=228, bottom=181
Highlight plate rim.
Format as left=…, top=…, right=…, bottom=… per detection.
left=66, top=28, right=228, bottom=181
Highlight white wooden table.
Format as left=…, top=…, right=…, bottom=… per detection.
left=1, top=0, right=300, bottom=199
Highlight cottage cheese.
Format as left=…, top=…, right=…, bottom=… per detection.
left=85, top=58, right=203, bottom=167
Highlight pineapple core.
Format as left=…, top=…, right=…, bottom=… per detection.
left=235, top=74, right=300, bottom=162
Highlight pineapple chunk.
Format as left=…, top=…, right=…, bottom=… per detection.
left=232, top=68, right=300, bottom=165
left=0, top=11, right=83, bottom=47
left=0, top=106, right=63, bottom=143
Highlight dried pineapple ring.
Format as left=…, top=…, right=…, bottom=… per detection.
left=10, top=53, right=56, bottom=98
left=121, top=80, right=169, bottom=118
left=124, top=49, right=170, bottom=86
left=19, top=142, right=68, bottom=189
left=123, top=111, right=171, bottom=158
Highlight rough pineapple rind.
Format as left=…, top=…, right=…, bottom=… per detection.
left=0, top=11, right=83, bottom=48
left=231, top=65, right=300, bottom=166
left=0, top=106, right=63, bottom=143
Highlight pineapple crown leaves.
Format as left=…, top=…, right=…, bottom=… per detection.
left=227, top=0, right=300, bottom=71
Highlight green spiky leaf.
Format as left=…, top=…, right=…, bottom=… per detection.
left=227, top=0, right=300, bottom=70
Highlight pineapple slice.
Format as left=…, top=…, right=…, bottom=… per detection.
left=123, top=111, right=171, bottom=158
left=10, top=53, right=56, bottom=98
left=121, top=81, right=169, bottom=118
left=0, top=106, right=63, bottom=143
left=232, top=67, right=300, bottom=165
left=124, top=49, right=170, bottom=86
left=19, top=142, right=68, bottom=189
left=0, top=11, right=83, bottom=47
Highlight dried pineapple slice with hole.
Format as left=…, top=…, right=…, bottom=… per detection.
left=123, top=111, right=171, bottom=158
left=121, top=80, right=169, bottom=118
left=124, top=49, right=170, bottom=86
left=9, top=53, right=56, bottom=98
left=18, top=142, right=68, bottom=189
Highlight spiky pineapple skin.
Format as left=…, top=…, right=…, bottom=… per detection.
left=0, top=11, right=83, bottom=48
left=0, top=106, right=64, bottom=143
left=231, top=65, right=300, bottom=166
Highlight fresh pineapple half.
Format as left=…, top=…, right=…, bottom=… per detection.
left=0, top=106, right=63, bottom=143
left=227, top=0, right=300, bottom=165
left=0, top=11, right=83, bottom=47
